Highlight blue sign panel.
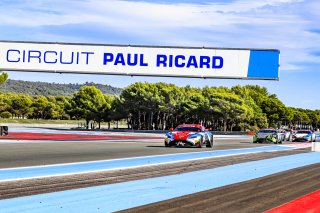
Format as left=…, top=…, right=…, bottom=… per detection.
left=0, top=41, right=280, bottom=80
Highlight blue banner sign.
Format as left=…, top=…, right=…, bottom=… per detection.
left=0, top=41, right=280, bottom=80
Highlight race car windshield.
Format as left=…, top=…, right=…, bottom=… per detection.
left=175, top=127, right=201, bottom=132
left=259, top=130, right=276, bottom=133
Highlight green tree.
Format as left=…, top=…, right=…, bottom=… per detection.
left=231, top=85, right=267, bottom=130
left=203, top=87, right=249, bottom=131
left=30, top=96, right=50, bottom=119
left=179, top=86, right=207, bottom=125
left=0, top=93, right=11, bottom=114
left=260, top=95, right=286, bottom=127
left=155, top=83, right=183, bottom=129
left=69, top=86, right=106, bottom=129
left=309, top=110, right=320, bottom=129
left=244, top=85, right=269, bottom=106
left=98, top=94, right=114, bottom=129
left=291, top=108, right=311, bottom=128
left=110, top=97, right=128, bottom=129
left=11, top=94, right=32, bottom=118
left=283, top=107, right=295, bottom=127
left=55, top=96, right=71, bottom=120
left=0, top=72, right=8, bottom=85
left=121, top=82, right=161, bottom=130
left=0, top=111, right=11, bottom=118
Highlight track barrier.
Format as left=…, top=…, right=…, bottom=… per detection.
left=311, top=142, right=320, bottom=152
left=248, top=131, right=256, bottom=136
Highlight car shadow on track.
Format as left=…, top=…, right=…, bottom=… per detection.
left=146, top=145, right=211, bottom=149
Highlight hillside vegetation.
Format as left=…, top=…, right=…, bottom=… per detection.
left=0, top=79, right=122, bottom=96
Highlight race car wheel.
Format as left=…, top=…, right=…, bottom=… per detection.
left=164, top=142, right=171, bottom=147
left=197, top=136, right=205, bottom=148
left=206, top=135, right=213, bottom=148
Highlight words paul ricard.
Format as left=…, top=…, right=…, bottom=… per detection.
left=5, top=49, right=224, bottom=69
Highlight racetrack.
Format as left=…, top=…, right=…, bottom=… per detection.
left=0, top=131, right=259, bottom=168
left=0, top=128, right=319, bottom=212
left=0, top=148, right=310, bottom=200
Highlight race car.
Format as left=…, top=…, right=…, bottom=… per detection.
left=291, top=130, right=316, bottom=142
left=283, top=129, right=292, bottom=141
left=164, top=124, right=213, bottom=148
left=253, top=129, right=284, bottom=144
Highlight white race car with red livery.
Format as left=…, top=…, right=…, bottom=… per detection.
left=164, top=124, right=213, bottom=148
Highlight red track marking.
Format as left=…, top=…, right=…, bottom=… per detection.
left=0, top=132, right=162, bottom=141
left=265, top=189, right=320, bottom=213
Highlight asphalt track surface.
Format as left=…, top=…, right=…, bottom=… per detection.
left=0, top=129, right=319, bottom=212
left=0, top=148, right=311, bottom=200
left=0, top=135, right=259, bottom=168
left=121, top=162, right=320, bottom=213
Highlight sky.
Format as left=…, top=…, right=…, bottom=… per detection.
left=0, top=0, right=320, bottom=109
